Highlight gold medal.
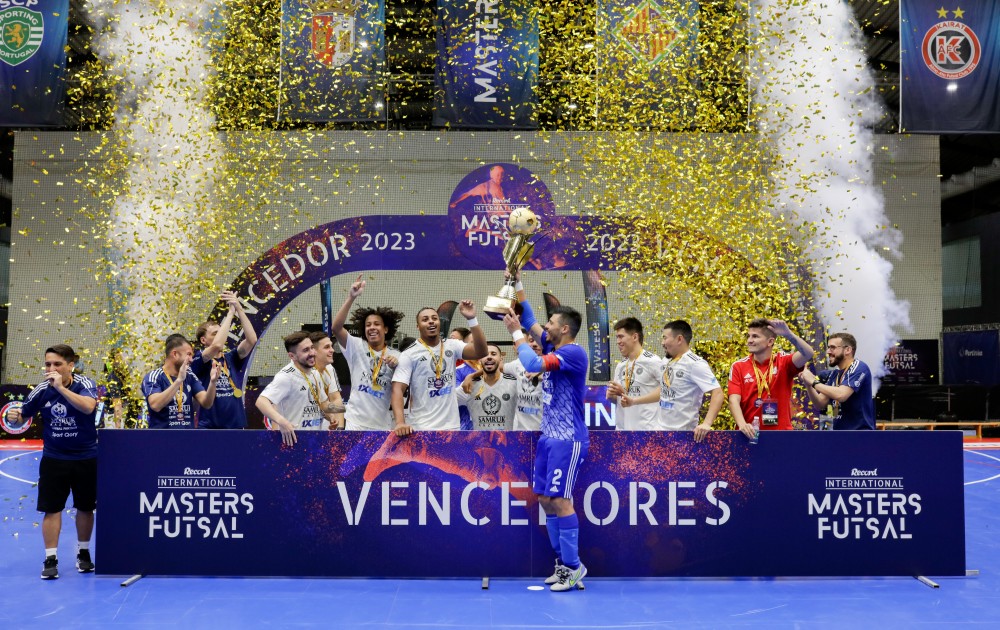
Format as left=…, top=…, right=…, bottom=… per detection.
left=218, top=359, right=243, bottom=398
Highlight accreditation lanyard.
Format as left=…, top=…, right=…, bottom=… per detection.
left=418, top=339, right=446, bottom=384
left=295, top=366, right=323, bottom=406
left=217, top=357, right=243, bottom=398
left=750, top=354, right=777, bottom=401
left=830, top=361, right=853, bottom=416
left=368, top=345, right=388, bottom=391
left=164, top=371, right=185, bottom=422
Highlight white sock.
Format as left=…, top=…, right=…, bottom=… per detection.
left=45, top=547, right=57, bottom=559
left=78, top=541, right=90, bottom=553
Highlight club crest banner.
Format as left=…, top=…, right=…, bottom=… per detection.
left=280, top=0, right=385, bottom=122
left=597, top=0, right=699, bottom=126
left=433, top=0, right=538, bottom=129
left=0, top=0, right=68, bottom=126
left=900, top=0, right=1000, bottom=132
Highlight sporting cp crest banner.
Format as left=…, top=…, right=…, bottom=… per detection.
left=900, top=0, right=1000, bottom=132
left=280, top=0, right=385, bottom=122
left=433, top=0, right=538, bottom=129
left=0, top=0, right=69, bottom=126
left=597, top=0, right=699, bottom=127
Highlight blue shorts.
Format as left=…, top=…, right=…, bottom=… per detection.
left=533, top=435, right=588, bottom=498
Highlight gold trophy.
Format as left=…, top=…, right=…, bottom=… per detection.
left=484, top=207, right=540, bottom=320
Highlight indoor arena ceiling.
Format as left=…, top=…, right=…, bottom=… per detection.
left=44, top=0, right=1000, bottom=219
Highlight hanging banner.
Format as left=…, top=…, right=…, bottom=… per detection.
left=433, top=0, right=538, bottom=129
left=279, top=0, right=385, bottom=122
left=0, top=0, right=68, bottom=126
left=582, top=270, right=612, bottom=381
left=96, top=429, right=966, bottom=578
left=942, top=330, right=1000, bottom=386
left=596, top=0, right=700, bottom=127
left=881, top=339, right=939, bottom=385
left=900, top=1, right=1000, bottom=132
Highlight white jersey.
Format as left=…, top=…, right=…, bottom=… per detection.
left=318, top=364, right=341, bottom=398
left=340, top=335, right=399, bottom=430
left=260, top=361, right=329, bottom=430
left=392, top=338, right=466, bottom=431
left=503, top=359, right=543, bottom=431
left=659, top=350, right=721, bottom=430
left=457, top=372, right=517, bottom=430
left=613, top=350, right=663, bottom=431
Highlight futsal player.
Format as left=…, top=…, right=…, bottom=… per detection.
left=193, top=290, right=258, bottom=429
left=606, top=317, right=662, bottom=431
left=142, top=334, right=218, bottom=429
left=256, top=331, right=336, bottom=446
left=309, top=331, right=346, bottom=429
left=330, top=274, right=404, bottom=431
left=503, top=297, right=589, bottom=592
left=458, top=343, right=517, bottom=430
left=8, top=345, right=99, bottom=579
left=391, top=300, right=487, bottom=434
left=659, top=320, right=724, bottom=440
left=502, top=331, right=545, bottom=431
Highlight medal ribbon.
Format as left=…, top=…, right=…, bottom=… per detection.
left=368, top=345, right=388, bottom=391
left=831, top=360, right=854, bottom=417
left=661, top=356, right=681, bottom=389
left=418, top=339, right=445, bottom=380
left=750, top=353, right=776, bottom=400
left=295, top=365, right=323, bottom=406
left=623, top=357, right=637, bottom=392
left=319, top=366, right=336, bottom=399
left=217, top=358, right=243, bottom=398
left=164, top=371, right=185, bottom=420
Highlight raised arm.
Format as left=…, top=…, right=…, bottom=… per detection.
left=510, top=271, right=544, bottom=345
left=223, top=291, right=258, bottom=359
left=331, top=273, right=365, bottom=348
left=459, top=299, right=488, bottom=361
left=202, top=306, right=235, bottom=362
left=768, top=319, right=815, bottom=368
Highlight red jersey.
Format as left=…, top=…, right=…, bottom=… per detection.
left=727, top=351, right=803, bottom=430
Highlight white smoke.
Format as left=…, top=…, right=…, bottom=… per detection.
left=90, top=0, right=221, bottom=351
left=749, top=0, right=911, bottom=378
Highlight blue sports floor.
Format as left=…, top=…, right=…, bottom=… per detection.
left=2, top=444, right=999, bottom=628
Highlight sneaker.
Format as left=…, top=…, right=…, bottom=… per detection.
left=41, top=556, right=58, bottom=580
left=76, top=549, right=95, bottom=573
left=550, top=563, right=587, bottom=592
left=544, top=559, right=564, bottom=585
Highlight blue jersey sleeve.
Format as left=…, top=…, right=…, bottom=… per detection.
left=189, top=373, right=207, bottom=395
left=555, top=344, right=589, bottom=376
left=141, top=373, right=163, bottom=398
left=19, top=385, right=43, bottom=419
left=519, top=299, right=537, bottom=331
left=516, top=342, right=544, bottom=372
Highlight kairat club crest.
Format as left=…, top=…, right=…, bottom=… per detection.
left=921, top=16, right=981, bottom=80
left=0, top=5, right=44, bottom=67
left=310, top=0, right=359, bottom=68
